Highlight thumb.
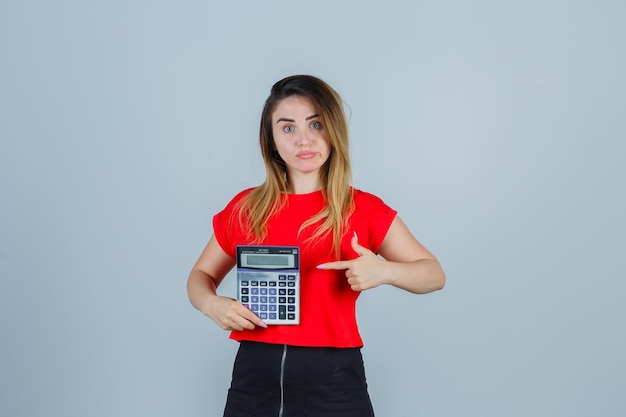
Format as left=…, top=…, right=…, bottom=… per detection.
left=351, top=232, right=369, bottom=256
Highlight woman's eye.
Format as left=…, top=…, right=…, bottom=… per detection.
left=283, top=125, right=294, bottom=133
left=310, top=121, right=321, bottom=129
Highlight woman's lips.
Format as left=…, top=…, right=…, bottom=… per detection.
left=297, top=151, right=317, bottom=159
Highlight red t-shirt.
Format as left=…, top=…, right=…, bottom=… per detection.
left=213, top=188, right=397, bottom=347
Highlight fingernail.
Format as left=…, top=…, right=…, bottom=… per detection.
left=258, top=321, right=268, bottom=328
left=316, top=264, right=326, bottom=269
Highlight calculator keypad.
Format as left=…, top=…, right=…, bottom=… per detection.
left=238, top=272, right=299, bottom=324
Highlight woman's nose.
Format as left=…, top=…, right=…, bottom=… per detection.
left=295, top=130, right=312, bottom=146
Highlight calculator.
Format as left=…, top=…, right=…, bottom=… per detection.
left=236, top=246, right=300, bottom=325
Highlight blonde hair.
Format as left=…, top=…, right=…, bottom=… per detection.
left=237, top=75, right=354, bottom=255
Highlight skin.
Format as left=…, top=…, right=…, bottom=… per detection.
left=187, top=96, right=445, bottom=331
left=272, top=96, right=331, bottom=194
left=319, top=228, right=445, bottom=294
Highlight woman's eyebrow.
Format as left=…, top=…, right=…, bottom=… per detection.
left=275, top=114, right=320, bottom=124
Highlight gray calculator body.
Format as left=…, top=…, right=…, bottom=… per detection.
left=236, top=246, right=300, bottom=325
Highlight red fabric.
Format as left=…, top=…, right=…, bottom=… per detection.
left=213, top=188, right=397, bottom=347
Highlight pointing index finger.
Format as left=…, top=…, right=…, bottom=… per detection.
left=317, top=260, right=352, bottom=270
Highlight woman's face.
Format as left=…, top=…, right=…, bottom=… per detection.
left=271, top=95, right=331, bottom=184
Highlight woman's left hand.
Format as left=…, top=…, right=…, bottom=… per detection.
left=317, top=233, right=387, bottom=291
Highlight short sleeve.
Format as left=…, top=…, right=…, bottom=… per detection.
left=212, top=188, right=253, bottom=259
left=352, top=190, right=398, bottom=254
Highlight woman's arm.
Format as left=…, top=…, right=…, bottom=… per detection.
left=375, top=215, right=446, bottom=293
left=317, top=216, right=445, bottom=294
left=187, top=235, right=267, bottom=330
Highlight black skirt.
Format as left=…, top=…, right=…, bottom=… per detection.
left=223, top=341, right=376, bottom=417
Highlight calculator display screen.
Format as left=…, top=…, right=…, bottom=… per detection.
left=237, top=246, right=299, bottom=270
left=245, top=254, right=290, bottom=267
left=239, top=250, right=297, bottom=270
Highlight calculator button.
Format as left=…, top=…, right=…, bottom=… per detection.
left=251, top=281, right=258, bottom=286
left=260, top=281, right=267, bottom=286
left=279, top=282, right=286, bottom=287
left=251, top=288, right=259, bottom=295
left=279, top=289, right=286, bottom=295
left=288, top=282, right=295, bottom=287
left=288, top=275, right=295, bottom=280
left=269, top=304, right=277, bottom=311
left=260, top=312, right=268, bottom=319
left=269, top=289, right=277, bottom=295
left=251, top=296, right=259, bottom=303
left=260, top=288, right=268, bottom=295
left=260, top=304, right=267, bottom=311
left=288, top=305, right=295, bottom=312
left=269, top=313, right=277, bottom=320
left=251, top=304, right=259, bottom=311
left=287, top=289, right=295, bottom=295
left=269, top=281, right=277, bottom=287
left=288, top=297, right=295, bottom=304
left=279, top=275, right=286, bottom=280
left=288, top=313, right=295, bottom=320
left=279, top=305, right=286, bottom=320
left=260, top=296, right=267, bottom=303
left=269, top=297, right=276, bottom=303
left=279, top=297, right=286, bottom=304
left=241, top=288, right=249, bottom=294
left=241, top=296, right=249, bottom=303
left=241, top=281, right=249, bottom=286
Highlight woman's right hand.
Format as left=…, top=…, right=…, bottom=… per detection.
left=188, top=235, right=267, bottom=331
left=201, top=294, right=267, bottom=331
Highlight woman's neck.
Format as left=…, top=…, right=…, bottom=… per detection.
left=286, top=172, right=322, bottom=194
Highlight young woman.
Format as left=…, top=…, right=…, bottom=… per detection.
left=187, top=75, right=445, bottom=417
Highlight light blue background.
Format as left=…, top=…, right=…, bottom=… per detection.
left=1, top=1, right=624, bottom=416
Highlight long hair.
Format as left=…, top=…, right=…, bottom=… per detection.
left=237, top=75, right=354, bottom=255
